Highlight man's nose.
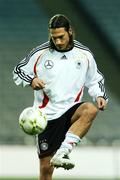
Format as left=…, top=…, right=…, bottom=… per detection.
left=56, top=38, right=61, bottom=45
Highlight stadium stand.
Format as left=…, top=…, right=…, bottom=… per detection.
left=77, top=0, right=120, bottom=58
left=0, top=0, right=120, bottom=145
left=46, top=0, right=120, bottom=146
left=0, top=0, right=48, bottom=42
left=0, top=0, right=48, bottom=144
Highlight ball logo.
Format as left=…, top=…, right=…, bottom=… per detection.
left=44, top=60, right=54, bottom=69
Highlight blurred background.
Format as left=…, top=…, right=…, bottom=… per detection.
left=0, top=0, right=120, bottom=179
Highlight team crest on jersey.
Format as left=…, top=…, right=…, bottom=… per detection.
left=44, top=60, right=54, bottom=69
left=40, top=139, right=48, bottom=151
left=40, top=142, right=48, bottom=151
left=76, top=60, right=81, bottom=69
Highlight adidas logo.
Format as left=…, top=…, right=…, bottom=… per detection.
left=61, top=55, right=67, bottom=59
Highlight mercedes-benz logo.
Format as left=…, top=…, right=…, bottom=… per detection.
left=44, top=60, right=54, bottom=69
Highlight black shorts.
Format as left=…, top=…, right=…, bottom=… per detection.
left=37, top=103, right=83, bottom=158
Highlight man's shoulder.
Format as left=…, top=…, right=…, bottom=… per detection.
left=74, top=40, right=94, bottom=56
left=35, top=41, right=50, bottom=50
left=27, top=41, right=50, bottom=59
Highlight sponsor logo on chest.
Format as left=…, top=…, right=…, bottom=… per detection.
left=44, top=60, right=54, bottom=69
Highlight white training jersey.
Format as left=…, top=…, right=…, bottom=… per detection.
left=13, top=40, right=108, bottom=120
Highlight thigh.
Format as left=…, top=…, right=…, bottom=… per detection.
left=71, top=102, right=95, bottom=123
left=39, top=155, right=54, bottom=178
left=37, top=114, right=70, bottom=158
left=40, top=155, right=53, bottom=169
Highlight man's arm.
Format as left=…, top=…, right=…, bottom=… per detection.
left=31, top=77, right=45, bottom=90
left=13, top=56, right=35, bottom=87
left=96, top=96, right=107, bottom=110
left=85, top=52, right=108, bottom=109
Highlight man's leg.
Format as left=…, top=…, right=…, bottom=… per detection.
left=39, top=155, right=54, bottom=180
left=69, top=102, right=98, bottom=137
left=50, top=102, right=98, bottom=169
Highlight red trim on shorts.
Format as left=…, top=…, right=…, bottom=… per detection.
left=39, top=92, right=49, bottom=108
left=74, top=87, right=83, bottom=102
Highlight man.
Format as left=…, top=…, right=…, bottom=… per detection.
left=13, top=14, right=108, bottom=180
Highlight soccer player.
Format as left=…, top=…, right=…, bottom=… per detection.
left=13, top=14, right=108, bottom=180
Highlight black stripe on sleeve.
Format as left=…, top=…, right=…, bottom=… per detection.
left=74, top=40, right=94, bottom=56
left=14, top=41, right=50, bottom=83
left=98, top=79, right=108, bottom=100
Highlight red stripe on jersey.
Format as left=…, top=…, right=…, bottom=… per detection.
left=39, top=92, right=49, bottom=108
left=34, top=49, right=48, bottom=75
left=74, top=87, right=83, bottom=102
left=34, top=55, right=41, bottom=75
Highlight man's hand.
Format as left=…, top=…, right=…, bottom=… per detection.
left=96, top=97, right=107, bottom=111
left=31, top=77, right=45, bottom=90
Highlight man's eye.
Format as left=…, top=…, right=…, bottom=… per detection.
left=52, top=37, right=57, bottom=40
left=59, top=36, right=64, bottom=39
left=52, top=36, right=64, bottom=40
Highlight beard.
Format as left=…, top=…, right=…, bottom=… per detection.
left=49, top=34, right=74, bottom=52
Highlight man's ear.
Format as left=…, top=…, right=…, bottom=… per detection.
left=69, top=28, right=73, bottom=35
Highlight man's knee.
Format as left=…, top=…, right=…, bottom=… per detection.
left=40, top=157, right=53, bottom=179
left=84, top=102, right=98, bottom=118
left=40, top=163, right=52, bottom=176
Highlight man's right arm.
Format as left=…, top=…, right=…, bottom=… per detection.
left=13, top=56, right=35, bottom=87
left=13, top=53, right=46, bottom=91
left=31, top=77, right=45, bottom=90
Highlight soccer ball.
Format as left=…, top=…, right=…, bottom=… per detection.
left=19, top=107, right=47, bottom=135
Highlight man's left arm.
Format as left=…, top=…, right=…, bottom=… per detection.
left=85, top=52, right=108, bottom=109
left=96, top=96, right=107, bottom=110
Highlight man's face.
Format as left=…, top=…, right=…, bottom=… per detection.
left=50, top=27, right=71, bottom=51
